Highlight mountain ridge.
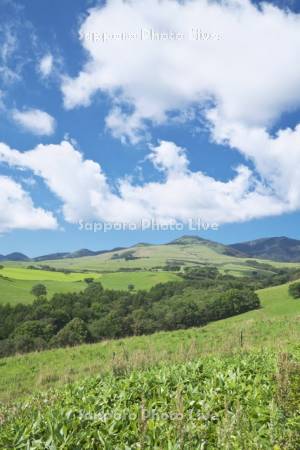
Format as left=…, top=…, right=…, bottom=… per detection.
left=2, top=235, right=300, bottom=262
left=230, top=236, right=300, bottom=262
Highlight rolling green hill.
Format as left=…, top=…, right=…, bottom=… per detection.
left=0, top=280, right=299, bottom=449
left=2, top=235, right=300, bottom=305
left=0, top=267, right=180, bottom=305
left=8, top=236, right=299, bottom=274
left=1, top=278, right=299, bottom=403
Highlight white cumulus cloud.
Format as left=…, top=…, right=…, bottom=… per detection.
left=0, top=176, right=58, bottom=232
left=12, top=108, right=56, bottom=136
left=0, top=139, right=295, bottom=227
left=39, top=53, right=53, bottom=78
left=61, top=0, right=300, bottom=142
left=208, top=113, right=300, bottom=212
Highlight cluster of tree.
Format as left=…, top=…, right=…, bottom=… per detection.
left=163, top=264, right=181, bottom=272
left=216, top=264, right=300, bottom=290
left=27, top=265, right=73, bottom=274
left=111, top=251, right=141, bottom=261
left=0, top=268, right=260, bottom=358
left=118, top=268, right=142, bottom=272
left=248, top=268, right=300, bottom=288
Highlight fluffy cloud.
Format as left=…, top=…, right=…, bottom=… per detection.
left=62, top=0, right=300, bottom=141
left=0, top=141, right=111, bottom=223
left=12, top=108, right=56, bottom=136
left=209, top=113, right=300, bottom=211
left=39, top=53, right=53, bottom=77
left=0, top=176, right=57, bottom=232
left=56, top=0, right=300, bottom=227
left=0, top=139, right=293, bottom=226
left=149, top=141, right=188, bottom=175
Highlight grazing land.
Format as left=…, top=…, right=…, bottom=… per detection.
left=2, top=237, right=299, bottom=306
left=0, top=266, right=180, bottom=304
left=0, top=280, right=299, bottom=449
left=8, top=238, right=300, bottom=274
left=0, top=279, right=299, bottom=403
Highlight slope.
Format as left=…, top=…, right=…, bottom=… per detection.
left=231, top=236, right=300, bottom=262
left=0, top=278, right=299, bottom=403
left=15, top=236, right=298, bottom=274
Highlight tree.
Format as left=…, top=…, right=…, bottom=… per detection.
left=31, top=284, right=47, bottom=298
left=50, top=318, right=91, bottom=348
left=84, top=277, right=95, bottom=284
left=289, top=282, right=300, bottom=299
left=83, top=282, right=104, bottom=299
left=12, top=320, right=55, bottom=353
left=128, top=284, right=135, bottom=291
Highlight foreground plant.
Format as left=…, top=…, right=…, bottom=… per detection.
left=0, top=350, right=299, bottom=449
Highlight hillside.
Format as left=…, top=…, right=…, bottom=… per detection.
left=2, top=235, right=300, bottom=304
left=8, top=235, right=298, bottom=275
left=2, top=351, right=299, bottom=449
left=0, top=267, right=179, bottom=305
left=231, top=236, right=300, bottom=262
left=0, top=280, right=299, bottom=448
left=1, top=279, right=299, bottom=403
left=3, top=236, right=300, bottom=276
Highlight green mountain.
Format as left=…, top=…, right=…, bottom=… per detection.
left=26, top=235, right=253, bottom=274
left=169, top=235, right=246, bottom=257
left=230, top=236, right=300, bottom=262
left=3, top=235, right=300, bottom=267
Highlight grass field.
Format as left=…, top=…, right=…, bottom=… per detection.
left=2, top=240, right=299, bottom=305
left=0, top=277, right=87, bottom=305
left=0, top=267, right=180, bottom=304
left=0, top=278, right=299, bottom=404
left=97, top=270, right=180, bottom=290
left=0, top=280, right=299, bottom=448
left=0, top=267, right=99, bottom=282
left=1, top=350, right=299, bottom=449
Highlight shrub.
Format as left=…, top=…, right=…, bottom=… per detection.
left=288, top=282, right=300, bottom=299
left=84, top=277, right=95, bottom=284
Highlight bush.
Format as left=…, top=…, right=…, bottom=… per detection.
left=84, top=277, right=95, bottom=284
left=288, top=282, right=300, bottom=299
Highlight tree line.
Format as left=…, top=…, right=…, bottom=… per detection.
left=0, top=267, right=262, bottom=357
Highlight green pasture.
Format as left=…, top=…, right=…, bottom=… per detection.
left=0, top=267, right=180, bottom=305
left=0, top=278, right=299, bottom=403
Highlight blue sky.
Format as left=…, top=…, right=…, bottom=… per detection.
left=1, top=0, right=300, bottom=256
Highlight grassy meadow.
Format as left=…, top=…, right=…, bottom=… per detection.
left=1, top=242, right=299, bottom=448
left=9, top=241, right=299, bottom=273
left=0, top=266, right=180, bottom=305
left=0, top=280, right=299, bottom=448
left=2, top=239, right=299, bottom=305
left=0, top=277, right=299, bottom=404
left=0, top=277, right=87, bottom=305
